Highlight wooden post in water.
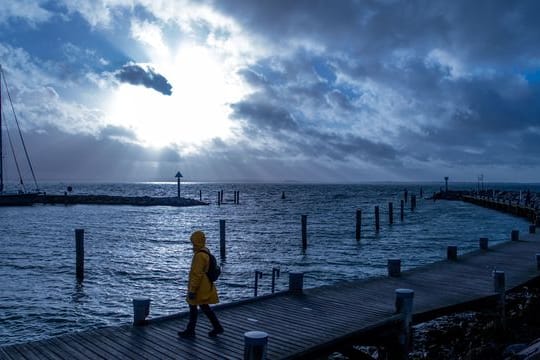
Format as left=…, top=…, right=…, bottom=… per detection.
left=400, top=200, right=404, bottom=221
left=220, top=190, right=224, bottom=204
left=132, top=298, right=151, bottom=326
left=289, top=273, right=304, bottom=294
left=530, top=225, right=536, bottom=234
left=237, top=190, right=240, bottom=204
left=388, top=202, right=393, bottom=225
left=536, top=254, right=540, bottom=270
left=219, top=220, right=226, bottom=260
left=404, top=189, right=408, bottom=204
left=75, top=229, right=84, bottom=282
left=301, top=215, right=307, bottom=250
left=375, top=206, right=380, bottom=232
left=387, top=259, right=401, bottom=277
left=234, top=191, right=237, bottom=204
left=420, top=187, right=423, bottom=198
left=511, top=230, right=519, bottom=241
left=479, top=237, right=488, bottom=250
left=217, top=191, right=221, bottom=206
left=199, top=190, right=202, bottom=202
left=356, top=209, right=362, bottom=241
left=447, top=246, right=458, bottom=260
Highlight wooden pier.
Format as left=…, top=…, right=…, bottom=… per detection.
left=462, top=195, right=538, bottom=223
left=2, top=232, right=540, bottom=359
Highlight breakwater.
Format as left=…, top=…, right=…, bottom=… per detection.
left=35, top=194, right=207, bottom=207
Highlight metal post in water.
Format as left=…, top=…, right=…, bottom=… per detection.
left=254, top=271, right=263, bottom=297
left=75, top=229, right=84, bottom=282
left=271, top=267, right=280, bottom=294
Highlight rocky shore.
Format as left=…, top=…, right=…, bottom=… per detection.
left=326, top=277, right=540, bottom=359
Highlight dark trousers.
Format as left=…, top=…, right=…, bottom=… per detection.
left=186, top=304, right=222, bottom=331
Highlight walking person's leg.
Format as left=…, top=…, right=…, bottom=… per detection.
left=200, top=304, right=224, bottom=337
left=178, top=305, right=198, bottom=338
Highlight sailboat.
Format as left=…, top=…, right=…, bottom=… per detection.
left=0, top=64, right=40, bottom=206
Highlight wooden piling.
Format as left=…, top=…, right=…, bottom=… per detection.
left=479, top=237, right=488, bottom=250
left=356, top=209, right=362, bottom=241
left=289, top=272, right=304, bottom=294
left=388, top=202, right=393, bottom=225
left=375, top=206, right=380, bottom=232
left=536, top=254, right=540, bottom=270
left=199, top=190, right=202, bottom=202
left=217, top=191, right=221, bottom=206
left=447, top=245, right=457, bottom=260
left=530, top=225, right=536, bottom=234
left=132, top=298, right=151, bottom=326
left=301, top=215, right=307, bottom=250
left=395, top=288, right=414, bottom=357
left=387, top=259, right=401, bottom=277
left=411, top=195, right=416, bottom=211
left=511, top=230, right=519, bottom=241
left=75, top=229, right=84, bottom=282
left=220, top=220, right=226, bottom=260
left=237, top=190, right=240, bottom=204
left=404, top=189, right=408, bottom=204
left=220, top=190, right=224, bottom=204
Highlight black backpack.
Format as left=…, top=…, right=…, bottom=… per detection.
left=198, top=249, right=221, bottom=282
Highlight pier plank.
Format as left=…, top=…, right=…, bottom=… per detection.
left=3, top=233, right=540, bottom=360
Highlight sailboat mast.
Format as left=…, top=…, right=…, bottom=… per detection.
left=0, top=64, right=4, bottom=193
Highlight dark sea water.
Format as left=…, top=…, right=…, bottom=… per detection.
left=0, top=182, right=535, bottom=346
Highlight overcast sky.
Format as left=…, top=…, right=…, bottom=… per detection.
left=0, top=0, right=539, bottom=183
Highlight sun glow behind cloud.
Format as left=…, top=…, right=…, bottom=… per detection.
left=105, top=29, right=248, bottom=151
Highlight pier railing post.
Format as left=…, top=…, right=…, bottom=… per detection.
left=395, top=288, right=414, bottom=357
left=132, top=298, right=151, bottom=326
left=301, top=215, right=307, bottom=250
left=356, top=209, right=362, bottom=241
left=289, top=273, right=304, bottom=294
left=244, top=331, right=268, bottom=360
left=220, top=220, right=226, bottom=260
left=75, top=229, right=84, bottom=282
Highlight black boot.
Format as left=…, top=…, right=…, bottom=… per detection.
left=208, top=325, right=224, bottom=338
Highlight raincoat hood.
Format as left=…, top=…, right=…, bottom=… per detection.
left=190, top=230, right=206, bottom=251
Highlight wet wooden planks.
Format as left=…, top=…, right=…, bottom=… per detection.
left=2, top=233, right=539, bottom=359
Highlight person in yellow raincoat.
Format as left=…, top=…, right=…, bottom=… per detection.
left=178, top=230, right=224, bottom=338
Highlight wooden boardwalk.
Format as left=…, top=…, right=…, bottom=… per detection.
left=2, top=232, right=540, bottom=359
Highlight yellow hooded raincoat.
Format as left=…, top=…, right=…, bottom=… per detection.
left=187, top=231, right=219, bottom=305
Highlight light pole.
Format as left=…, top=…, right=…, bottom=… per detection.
left=175, top=171, right=183, bottom=198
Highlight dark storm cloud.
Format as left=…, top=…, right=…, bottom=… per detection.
left=115, top=63, right=172, bottom=95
